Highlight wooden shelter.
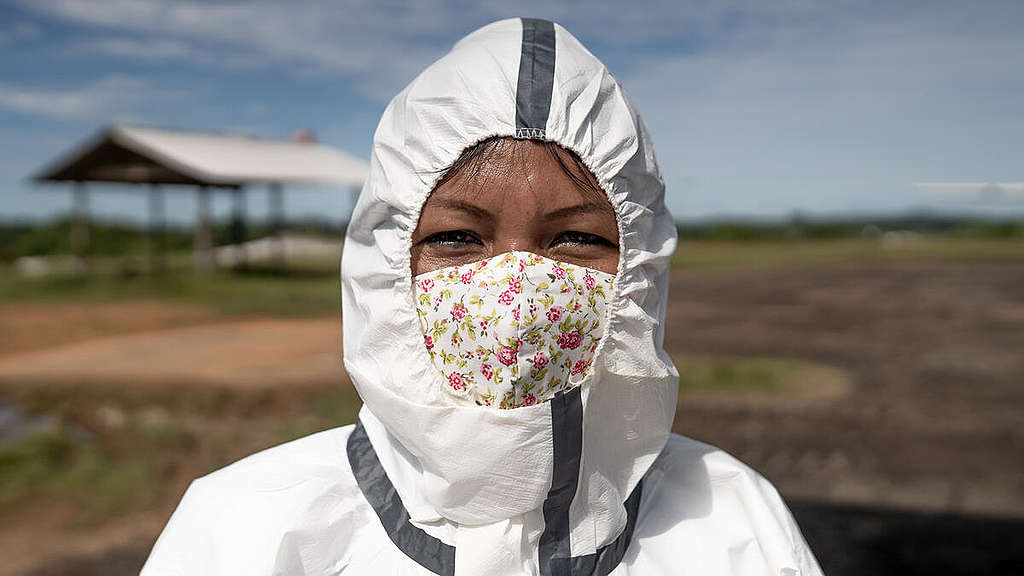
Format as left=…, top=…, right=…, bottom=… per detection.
left=33, top=125, right=368, bottom=272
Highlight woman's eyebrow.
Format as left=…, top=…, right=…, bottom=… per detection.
left=543, top=202, right=614, bottom=221
left=429, top=198, right=494, bottom=220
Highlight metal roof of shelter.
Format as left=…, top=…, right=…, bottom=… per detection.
left=34, top=124, right=369, bottom=188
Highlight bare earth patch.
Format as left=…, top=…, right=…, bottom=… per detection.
left=0, top=301, right=215, bottom=357
left=0, top=318, right=344, bottom=389
left=0, top=504, right=168, bottom=576
left=667, top=256, right=1024, bottom=518
left=3, top=248, right=1024, bottom=574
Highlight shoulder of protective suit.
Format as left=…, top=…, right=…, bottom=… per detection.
left=654, top=432, right=779, bottom=489
left=638, top=433, right=823, bottom=576
left=196, top=424, right=357, bottom=491
left=140, top=425, right=368, bottom=576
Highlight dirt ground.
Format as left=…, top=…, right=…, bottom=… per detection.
left=0, top=301, right=215, bottom=356
left=665, top=256, right=1024, bottom=519
left=0, top=318, right=343, bottom=389
left=3, top=252, right=1024, bottom=574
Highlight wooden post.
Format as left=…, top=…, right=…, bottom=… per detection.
left=268, top=182, right=285, bottom=265
left=194, top=185, right=214, bottom=274
left=70, top=181, right=90, bottom=272
left=148, top=183, right=166, bottom=274
left=230, top=186, right=247, bottom=267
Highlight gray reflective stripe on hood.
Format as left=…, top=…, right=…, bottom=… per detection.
left=346, top=421, right=456, bottom=576
left=515, top=18, right=556, bottom=139
left=348, top=390, right=645, bottom=575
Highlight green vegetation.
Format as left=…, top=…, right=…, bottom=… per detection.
left=2, top=236, right=1020, bottom=319
left=671, top=216, right=1023, bottom=269
left=0, top=354, right=845, bottom=526
left=678, top=356, right=791, bottom=393
left=0, top=214, right=1017, bottom=530
left=0, top=218, right=346, bottom=263
left=0, top=353, right=852, bottom=527
left=0, top=265, right=340, bottom=316
left=672, top=237, right=1024, bottom=269
left=676, top=215, right=1024, bottom=242
left=0, top=425, right=169, bottom=524
left=0, top=381, right=362, bottom=526
left=675, top=355, right=849, bottom=400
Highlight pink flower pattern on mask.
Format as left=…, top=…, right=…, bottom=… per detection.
left=414, top=252, right=613, bottom=409
left=557, top=329, right=583, bottom=350
left=497, top=346, right=517, bottom=366
left=448, top=372, right=466, bottom=390
left=546, top=306, right=563, bottom=323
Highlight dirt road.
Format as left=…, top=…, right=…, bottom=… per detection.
left=0, top=318, right=344, bottom=389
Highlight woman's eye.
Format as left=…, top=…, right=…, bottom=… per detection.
left=551, top=231, right=615, bottom=248
left=423, top=230, right=482, bottom=247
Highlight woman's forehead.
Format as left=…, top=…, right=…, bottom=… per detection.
left=424, top=138, right=613, bottom=215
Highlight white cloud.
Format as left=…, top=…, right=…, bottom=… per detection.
left=0, top=75, right=171, bottom=120
left=0, top=20, right=41, bottom=45
left=8, top=0, right=1024, bottom=218
left=619, top=2, right=1024, bottom=217
left=87, top=37, right=198, bottom=61
left=17, top=0, right=458, bottom=98
left=10, top=0, right=859, bottom=99
left=81, top=36, right=263, bottom=70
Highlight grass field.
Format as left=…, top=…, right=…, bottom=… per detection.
left=0, top=234, right=1022, bottom=575
left=671, top=236, right=1024, bottom=269
left=0, top=381, right=360, bottom=527
left=3, top=235, right=1020, bottom=313
left=0, top=261, right=340, bottom=317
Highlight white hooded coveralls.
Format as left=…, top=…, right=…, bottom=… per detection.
left=141, top=18, right=824, bottom=576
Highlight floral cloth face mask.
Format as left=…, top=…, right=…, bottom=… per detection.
left=414, top=251, right=614, bottom=409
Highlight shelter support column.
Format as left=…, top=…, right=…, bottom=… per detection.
left=194, top=185, right=214, bottom=274
left=230, top=186, right=247, bottom=267
left=148, top=183, right=166, bottom=273
left=269, top=182, right=285, bottom=265
left=70, top=181, right=90, bottom=271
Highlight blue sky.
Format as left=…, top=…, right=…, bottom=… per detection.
left=1, top=0, right=1023, bottom=225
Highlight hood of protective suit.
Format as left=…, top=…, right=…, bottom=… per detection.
left=341, top=17, right=678, bottom=574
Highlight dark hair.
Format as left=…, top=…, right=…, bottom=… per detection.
left=433, top=136, right=606, bottom=201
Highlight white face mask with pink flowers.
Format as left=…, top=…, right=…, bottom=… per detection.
left=413, top=251, right=613, bottom=409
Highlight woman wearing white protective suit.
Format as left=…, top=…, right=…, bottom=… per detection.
left=142, top=18, right=823, bottom=576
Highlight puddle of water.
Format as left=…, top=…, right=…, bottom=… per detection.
left=0, top=402, right=58, bottom=449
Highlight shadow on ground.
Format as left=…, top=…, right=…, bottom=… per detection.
left=790, top=500, right=1024, bottom=575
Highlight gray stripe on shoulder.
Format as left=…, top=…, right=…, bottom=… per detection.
left=346, top=420, right=455, bottom=576
left=569, top=479, right=645, bottom=576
